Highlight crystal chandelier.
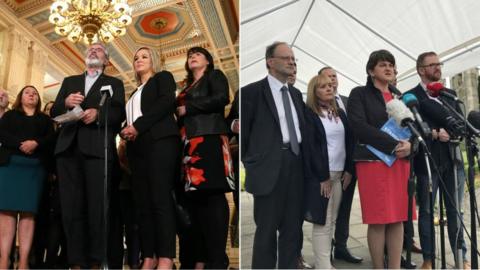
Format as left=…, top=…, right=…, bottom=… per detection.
left=49, top=0, right=133, bottom=45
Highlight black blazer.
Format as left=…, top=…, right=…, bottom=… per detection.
left=303, top=108, right=354, bottom=225
left=347, top=79, right=399, bottom=161
left=225, top=90, right=239, bottom=140
left=241, top=76, right=307, bottom=196
left=183, top=69, right=230, bottom=138
left=51, top=73, right=126, bottom=158
left=130, top=71, right=179, bottom=140
left=405, top=84, right=460, bottom=174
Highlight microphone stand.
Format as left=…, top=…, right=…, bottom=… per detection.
left=439, top=186, right=447, bottom=269
left=466, top=134, right=479, bottom=269
left=100, top=98, right=110, bottom=270
left=448, top=139, right=463, bottom=269
left=421, top=139, right=437, bottom=269
left=405, top=135, right=418, bottom=268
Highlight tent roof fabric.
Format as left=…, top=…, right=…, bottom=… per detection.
left=240, top=0, right=480, bottom=96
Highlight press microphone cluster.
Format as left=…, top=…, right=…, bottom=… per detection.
left=386, top=99, right=425, bottom=143
left=402, top=94, right=432, bottom=138
left=418, top=98, right=467, bottom=138
left=426, top=82, right=462, bottom=103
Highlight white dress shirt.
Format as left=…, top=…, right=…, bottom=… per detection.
left=267, top=74, right=302, bottom=144
left=320, top=113, right=346, bottom=171
left=335, top=94, right=346, bottom=113
left=85, top=70, right=102, bottom=96
left=126, top=83, right=146, bottom=126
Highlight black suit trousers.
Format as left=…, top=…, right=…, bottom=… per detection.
left=127, top=134, right=180, bottom=259
left=57, top=145, right=113, bottom=266
left=252, top=148, right=304, bottom=269
left=334, top=177, right=357, bottom=248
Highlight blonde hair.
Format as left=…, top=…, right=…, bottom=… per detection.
left=133, top=47, right=161, bottom=85
left=306, top=74, right=338, bottom=117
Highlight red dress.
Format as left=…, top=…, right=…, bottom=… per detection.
left=356, top=91, right=416, bottom=224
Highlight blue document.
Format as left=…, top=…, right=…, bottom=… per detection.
left=366, top=118, right=412, bottom=167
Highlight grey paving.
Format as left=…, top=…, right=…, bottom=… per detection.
left=241, top=187, right=480, bottom=269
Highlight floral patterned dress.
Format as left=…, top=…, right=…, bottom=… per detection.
left=177, top=84, right=235, bottom=192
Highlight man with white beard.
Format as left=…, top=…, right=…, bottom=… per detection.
left=51, top=42, right=125, bottom=268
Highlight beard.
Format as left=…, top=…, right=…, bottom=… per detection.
left=85, top=58, right=103, bottom=68
left=425, top=71, right=441, bottom=82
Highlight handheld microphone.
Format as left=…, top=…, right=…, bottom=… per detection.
left=99, top=85, right=113, bottom=107
left=402, top=93, right=431, bottom=138
left=426, top=82, right=463, bottom=103
left=386, top=99, right=424, bottom=144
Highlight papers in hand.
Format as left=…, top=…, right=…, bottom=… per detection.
left=366, top=118, right=412, bottom=167
left=53, top=105, right=84, bottom=124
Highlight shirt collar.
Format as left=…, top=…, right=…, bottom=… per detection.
left=85, top=69, right=102, bottom=78
left=267, top=74, right=289, bottom=92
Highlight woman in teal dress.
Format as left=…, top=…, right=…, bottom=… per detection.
left=0, top=85, right=54, bottom=269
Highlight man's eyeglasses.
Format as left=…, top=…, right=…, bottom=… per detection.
left=87, top=48, right=105, bottom=53
left=421, top=63, right=443, bottom=68
left=272, top=56, right=298, bottom=62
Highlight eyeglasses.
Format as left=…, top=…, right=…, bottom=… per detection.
left=421, top=62, right=444, bottom=68
left=87, top=47, right=105, bottom=53
left=272, top=55, right=298, bottom=62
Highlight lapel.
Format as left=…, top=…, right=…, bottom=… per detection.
left=413, top=84, right=429, bottom=101
left=74, top=75, right=86, bottom=96
left=289, top=85, right=305, bottom=126
left=261, top=77, right=280, bottom=127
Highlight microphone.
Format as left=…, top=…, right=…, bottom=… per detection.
left=99, top=85, right=113, bottom=107
left=468, top=111, right=480, bottom=130
left=418, top=98, right=466, bottom=137
left=402, top=93, right=432, bottom=138
left=386, top=99, right=424, bottom=144
left=426, top=82, right=463, bottom=103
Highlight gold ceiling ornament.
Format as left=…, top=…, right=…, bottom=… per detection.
left=49, top=0, right=133, bottom=45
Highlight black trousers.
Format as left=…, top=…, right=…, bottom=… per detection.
left=180, top=191, right=230, bottom=269
left=57, top=146, right=114, bottom=267
left=334, top=177, right=357, bottom=249
left=127, top=135, right=180, bottom=259
left=251, top=148, right=304, bottom=269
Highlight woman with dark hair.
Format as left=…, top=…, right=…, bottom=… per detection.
left=176, top=46, right=235, bottom=269
left=0, top=85, right=55, bottom=269
left=120, top=46, right=179, bottom=269
left=347, top=50, right=414, bottom=268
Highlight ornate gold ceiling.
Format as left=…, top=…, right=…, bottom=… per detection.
left=2, top=0, right=239, bottom=99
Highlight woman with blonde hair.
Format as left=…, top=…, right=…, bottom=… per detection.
left=303, top=74, right=354, bottom=269
left=120, top=46, right=180, bottom=269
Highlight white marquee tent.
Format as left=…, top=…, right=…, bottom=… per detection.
left=240, top=0, right=480, bottom=96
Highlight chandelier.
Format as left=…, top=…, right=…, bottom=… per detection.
left=49, top=0, right=133, bottom=45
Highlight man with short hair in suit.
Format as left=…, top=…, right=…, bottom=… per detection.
left=405, top=51, right=469, bottom=270
left=318, top=66, right=363, bottom=264
left=242, top=41, right=306, bottom=269
left=51, top=42, right=125, bottom=268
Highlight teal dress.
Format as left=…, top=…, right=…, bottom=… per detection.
left=0, top=110, right=54, bottom=214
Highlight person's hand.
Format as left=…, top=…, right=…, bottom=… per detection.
left=81, top=108, right=98, bottom=124
left=232, top=119, right=239, bottom=134
left=19, top=140, right=38, bottom=155
left=176, top=106, right=186, bottom=117
left=65, top=92, right=84, bottom=109
left=120, top=125, right=138, bottom=141
left=432, top=129, right=438, bottom=140
left=395, top=140, right=411, bottom=159
left=320, top=180, right=332, bottom=198
left=438, top=128, right=450, bottom=142
left=342, top=171, right=352, bottom=191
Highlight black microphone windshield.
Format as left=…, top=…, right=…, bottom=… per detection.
left=468, top=111, right=480, bottom=130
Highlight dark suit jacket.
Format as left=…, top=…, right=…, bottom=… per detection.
left=130, top=71, right=179, bottom=140
left=347, top=79, right=399, bottom=161
left=303, top=108, right=354, bottom=224
left=405, top=84, right=460, bottom=174
left=226, top=90, right=239, bottom=140
left=51, top=72, right=126, bottom=158
left=241, top=76, right=306, bottom=196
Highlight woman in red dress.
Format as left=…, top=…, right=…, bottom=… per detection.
left=347, top=50, right=414, bottom=269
